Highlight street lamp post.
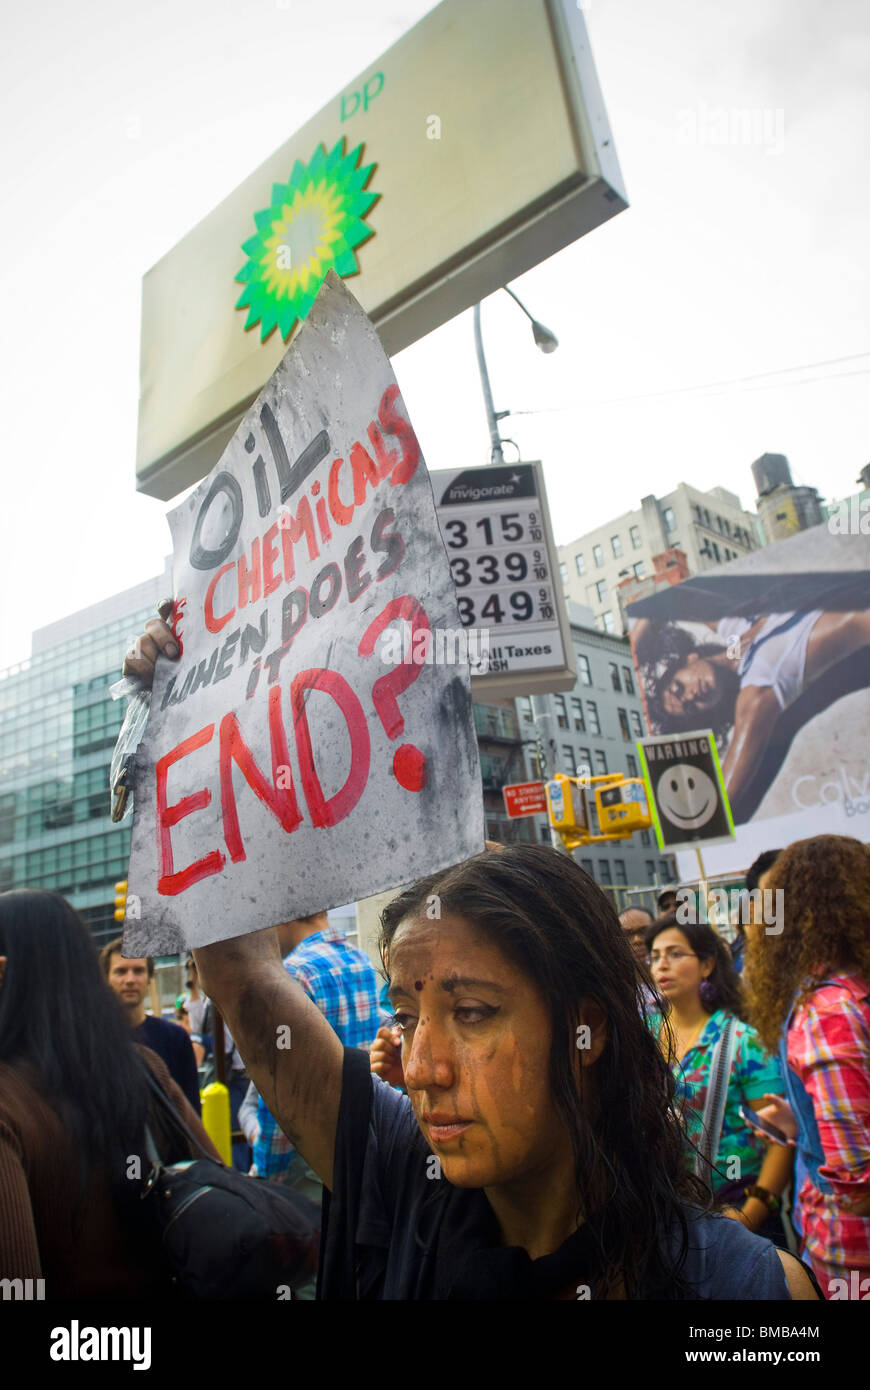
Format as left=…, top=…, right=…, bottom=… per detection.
left=473, top=288, right=565, bottom=852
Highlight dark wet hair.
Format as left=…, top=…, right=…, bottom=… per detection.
left=380, top=845, right=708, bottom=1299
left=636, top=623, right=739, bottom=743
left=645, top=912, right=744, bottom=1017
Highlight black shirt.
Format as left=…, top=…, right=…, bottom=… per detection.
left=317, top=1046, right=792, bottom=1300
left=133, top=1015, right=201, bottom=1115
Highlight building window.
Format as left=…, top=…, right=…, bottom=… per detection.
left=630, top=709, right=643, bottom=737
left=659, top=859, right=672, bottom=881
left=640, top=828, right=651, bottom=847
left=598, top=860, right=612, bottom=885
left=594, top=750, right=608, bottom=774
left=622, top=666, right=635, bottom=694
left=540, top=825, right=550, bottom=843
left=633, top=561, right=645, bottom=579
left=575, top=553, right=585, bottom=576
left=580, top=858, right=594, bottom=879
left=520, top=696, right=533, bottom=723
left=663, top=506, right=676, bottom=532
left=626, top=753, right=638, bottom=776
left=595, top=579, right=608, bottom=603
left=711, top=541, right=721, bottom=561
left=617, top=709, right=630, bottom=741
left=559, top=561, right=568, bottom=587
left=629, top=525, right=642, bottom=550
left=554, top=695, right=568, bottom=730
left=571, top=698, right=585, bottom=732
left=611, top=535, right=622, bottom=558
left=602, top=612, right=615, bottom=633
left=592, top=544, right=604, bottom=568
left=587, top=701, right=601, bottom=735
left=645, top=860, right=656, bottom=879
left=609, top=662, right=621, bottom=691
left=614, top=859, right=627, bottom=886
left=577, top=747, right=591, bottom=776
left=577, top=655, right=592, bottom=686
left=562, top=744, right=575, bottom=771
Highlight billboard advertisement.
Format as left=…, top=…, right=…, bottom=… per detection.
left=626, top=526, right=870, bottom=875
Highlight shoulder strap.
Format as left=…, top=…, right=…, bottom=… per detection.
left=140, top=1058, right=215, bottom=1164
left=697, top=1015, right=736, bottom=1188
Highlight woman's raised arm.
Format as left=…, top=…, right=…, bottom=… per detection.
left=194, top=928, right=344, bottom=1188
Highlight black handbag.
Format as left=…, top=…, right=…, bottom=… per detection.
left=140, top=1067, right=320, bottom=1299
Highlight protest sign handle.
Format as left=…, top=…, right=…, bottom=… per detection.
left=694, top=845, right=717, bottom=927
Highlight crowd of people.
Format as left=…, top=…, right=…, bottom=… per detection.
left=0, top=611, right=868, bottom=1303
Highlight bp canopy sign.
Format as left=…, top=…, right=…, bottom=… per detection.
left=137, top=0, right=626, bottom=500
left=637, top=731, right=735, bottom=854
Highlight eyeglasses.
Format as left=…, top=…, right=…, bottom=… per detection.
left=647, top=949, right=698, bottom=966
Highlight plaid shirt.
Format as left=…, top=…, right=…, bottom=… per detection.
left=788, top=974, right=870, bottom=1269
left=253, top=924, right=385, bottom=1177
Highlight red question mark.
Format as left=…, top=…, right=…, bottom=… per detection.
left=358, top=596, right=430, bottom=792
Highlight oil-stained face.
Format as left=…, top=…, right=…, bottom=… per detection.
left=387, top=912, right=591, bottom=1191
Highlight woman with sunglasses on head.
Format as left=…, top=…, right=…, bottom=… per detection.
left=644, top=912, right=793, bottom=1245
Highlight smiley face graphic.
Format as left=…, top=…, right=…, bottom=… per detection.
left=656, top=764, right=718, bottom=831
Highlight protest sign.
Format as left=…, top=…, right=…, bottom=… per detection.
left=637, top=730, right=735, bottom=854
left=124, top=272, right=484, bottom=954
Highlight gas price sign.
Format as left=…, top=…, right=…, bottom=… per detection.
left=431, top=462, right=576, bottom=698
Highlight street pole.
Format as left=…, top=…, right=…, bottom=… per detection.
left=473, top=303, right=504, bottom=465
left=473, top=295, right=567, bottom=854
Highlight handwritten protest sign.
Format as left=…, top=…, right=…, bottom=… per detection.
left=124, top=272, right=484, bottom=954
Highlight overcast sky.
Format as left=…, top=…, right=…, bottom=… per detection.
left=1, top=0, right=867, bottom=670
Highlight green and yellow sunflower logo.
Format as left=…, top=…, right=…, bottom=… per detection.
left=234, top=138, right=379, bottom=343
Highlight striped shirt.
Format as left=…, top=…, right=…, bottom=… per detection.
left=253, top=924, right=385, bottom=1178
left=787, top=974, right=870, bottom=1269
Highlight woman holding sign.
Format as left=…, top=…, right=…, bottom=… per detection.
left=126, top=616, right=818, bottom=1300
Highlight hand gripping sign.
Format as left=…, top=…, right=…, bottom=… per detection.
left=124, top=272, right=484, bottom=954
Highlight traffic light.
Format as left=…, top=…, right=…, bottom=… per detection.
left=595, top=779, right=652, bottom=837
left=114, top=881, right=128, bottom=923
left=545, top=774, right=590, bottom=849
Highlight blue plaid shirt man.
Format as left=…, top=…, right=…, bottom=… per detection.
left=253, top=922, right=385, bottom=1177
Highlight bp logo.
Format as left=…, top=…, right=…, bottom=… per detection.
left=235, top=138, right=379, bottom=342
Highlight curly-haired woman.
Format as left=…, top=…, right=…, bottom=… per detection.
left=746, top=834, right=870, bottom=1297
left=644, top=913, right=793, bottom=1244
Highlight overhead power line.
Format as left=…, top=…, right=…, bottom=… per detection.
left=507, top=352, right=870, bottom=414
